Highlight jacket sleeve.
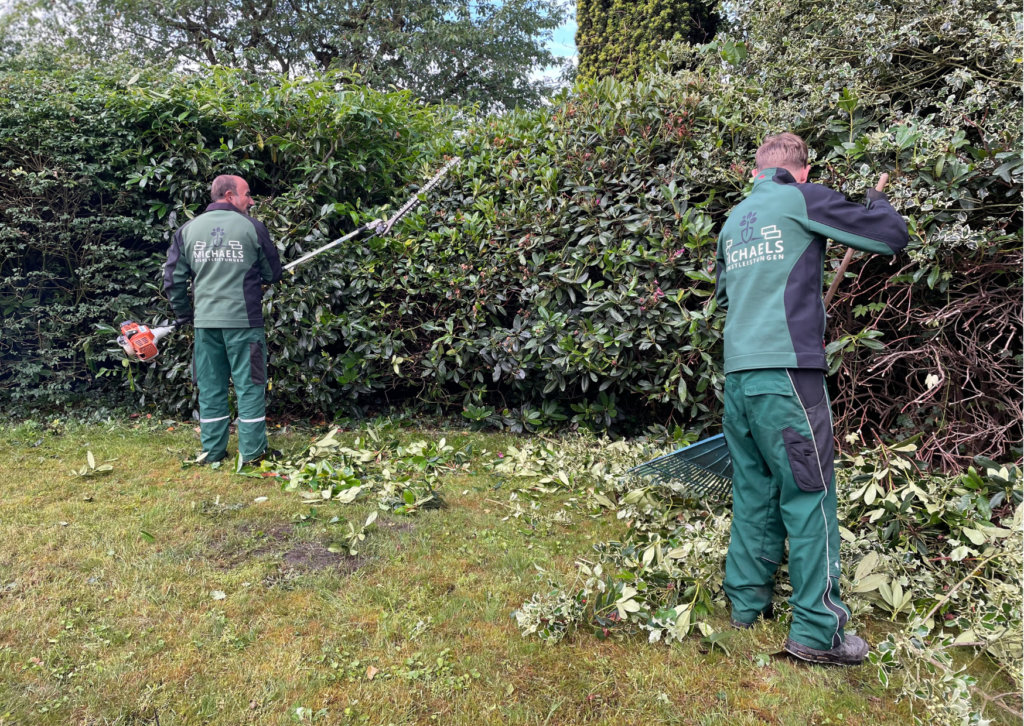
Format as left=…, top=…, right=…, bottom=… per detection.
left=252, top=218, right=283, bottom=284
left=797, top=184, right=909, bottom=255
left=163, top=228, right=194, bottom=324
left=714, top=230, right=728, bottom=309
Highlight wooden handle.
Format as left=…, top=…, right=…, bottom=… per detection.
left=824, top=249, right=855, bottom=308
left=823, top=173, right=890, bottom=307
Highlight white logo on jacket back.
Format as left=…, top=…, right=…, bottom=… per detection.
left=193, top=227, right=245, bottom=263
left=726, top=224, right=785, bottom=271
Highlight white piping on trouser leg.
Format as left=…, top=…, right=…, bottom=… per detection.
left=818, top=496, right=844, bottom=648
left=239, top=417, right=266, bottom=423
left=824, top=380, right=834, bottom=427
left=199, top=415, right=230, bottom=423
left=787, top=371, right=843, bottom=649
left=819, top=378, right=849, bottom=636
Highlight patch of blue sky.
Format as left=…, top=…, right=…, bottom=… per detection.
left=532, top=16, right=576, bottom=87
left=548, top=17, right=577, bottom=58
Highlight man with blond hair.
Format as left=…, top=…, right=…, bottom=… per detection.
left=714, top=132, right=908, bottom=665
left=165, top=175, right=282, bottom=464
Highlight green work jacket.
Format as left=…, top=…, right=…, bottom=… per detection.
left=714, top=168, right=909, bottom=374
left=164, top=203, right=282, bottom=328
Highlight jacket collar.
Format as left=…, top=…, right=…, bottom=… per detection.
left=206, top=202, right=243, bottom=213
left=752, top=167, right=796, bottom=187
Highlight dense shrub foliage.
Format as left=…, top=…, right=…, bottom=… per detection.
left=669, top=0, right=1024, bottom=465
left=0, top=61, right=439, bottom=406
left=1, top=0, right=1020, bottom=467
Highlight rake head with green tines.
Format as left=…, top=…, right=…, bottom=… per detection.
left=627, top=434, right=733, bottom=498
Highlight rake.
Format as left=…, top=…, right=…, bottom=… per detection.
left=627, top=434, right=733, bottom=498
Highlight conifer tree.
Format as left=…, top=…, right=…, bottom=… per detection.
left=576, top=0, right=720, bottom=80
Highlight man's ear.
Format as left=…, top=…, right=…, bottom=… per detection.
left=795, top=165, right=811, bottom=183
left=751, top=168, right=760, bottom=179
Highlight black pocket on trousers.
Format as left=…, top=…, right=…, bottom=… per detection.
left=782, top=427, right=826, bottom=492
left=249, top=342, right=266, bottom=386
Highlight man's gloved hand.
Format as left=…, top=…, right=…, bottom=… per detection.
left=864, top=188, right=888, bottom=206
left=174, top=317, right=193, bottom=329
left=865, top=172, right=890, bottom=207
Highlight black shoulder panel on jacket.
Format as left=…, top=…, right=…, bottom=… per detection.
left=243, top=263, right=264, bottom=327
left=246, top=214, right=282, bottom=283
left=795, top=183, right=909, bottom=253
left=784, top=242, right=828, bottom=371
left=163, top=228, right=183, bottom=293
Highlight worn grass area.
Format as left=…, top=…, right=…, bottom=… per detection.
left=0, top=422, right=1005, bottom=725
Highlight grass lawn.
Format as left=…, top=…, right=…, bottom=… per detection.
left=0, top=421, right=1011, bottom=725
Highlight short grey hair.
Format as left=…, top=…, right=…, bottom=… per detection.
left=210, top=175, right=239, bottom=201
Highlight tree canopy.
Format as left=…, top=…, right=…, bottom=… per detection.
left=0, top=0, right=570, bottom=110
left=576, top=0, right=719, bottom=80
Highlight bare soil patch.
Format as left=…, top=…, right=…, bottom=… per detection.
left=282, top=542, right=365, bottom=574
left=206, top=522, right=294, bottom=568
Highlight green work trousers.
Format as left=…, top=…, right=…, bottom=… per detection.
left=193, top=327, right=268, bottom=463
left=722, top=368, right=850, bottom=651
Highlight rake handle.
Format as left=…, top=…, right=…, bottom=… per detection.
left=823, top=173, right=889, bottom=308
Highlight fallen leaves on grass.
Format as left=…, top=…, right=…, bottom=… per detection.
left=71, top=450, right=114, bottom=477
left=507, top=435, right=1023, bottom=726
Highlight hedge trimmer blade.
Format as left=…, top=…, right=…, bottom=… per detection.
left=284, top=156, right=461, bottom=272
left=369, top=156, right=461, bottom=237
left=627, top=434, right=733, bottom=498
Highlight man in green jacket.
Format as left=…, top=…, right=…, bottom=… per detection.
left=164, top=175, right=283, bottom=464
left=714, top=133, right=908, bottom=665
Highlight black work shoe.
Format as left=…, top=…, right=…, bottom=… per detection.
left=242, top=448, right=282, bottom=465
left=784, top=634, right=870, bottom=666
left=194, top=451, right=226, bottom=466
left=730, top=604, right=775, bottom=630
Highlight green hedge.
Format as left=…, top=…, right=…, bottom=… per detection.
left=1, top=0, right=1020, bottom=466
left=0, top=61, right=439, bottom=407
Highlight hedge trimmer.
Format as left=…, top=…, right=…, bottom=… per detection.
left=283, top=156, right=462, bottom=272
left=114, top=157, right=461, bottom=362
left=118, top=320, right=177, bottom=361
